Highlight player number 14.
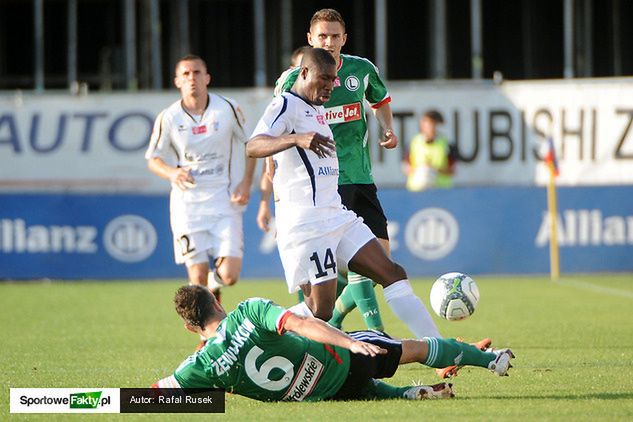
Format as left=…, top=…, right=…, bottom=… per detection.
left=309, top=248, right=336, bottom=278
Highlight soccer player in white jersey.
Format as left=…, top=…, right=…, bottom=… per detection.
left=246, top=48, right=438, bottom=339
left=145, top=55, right=256, bottom=300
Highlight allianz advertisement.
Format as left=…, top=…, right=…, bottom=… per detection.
left=0, top=187, right=631, bottom=280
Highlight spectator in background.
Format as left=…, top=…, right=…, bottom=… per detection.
left=403, top=110, right=456, bottom=191
left=145, top=54, right=256, bottom=302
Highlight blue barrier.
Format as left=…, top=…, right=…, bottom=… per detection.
left=0, top=187, right=631, bottom=280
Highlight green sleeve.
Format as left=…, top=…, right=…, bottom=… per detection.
left=274, top=67, right=299, bottom=96
left=364, top=61, right=389, bottom=105
left=240, top=298, right=288, bottom=334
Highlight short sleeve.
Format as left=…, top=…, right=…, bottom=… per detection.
left=145, top=110, right=174, bottom=161
left=364, top=61, right=391, bottom=108
left=224, top=97, right=248, bottom=144
left=250, top=95, right=291, bottom=138
left=239, top=298, right=289, bottom=335
left=273, top=67, right=300, bottom=97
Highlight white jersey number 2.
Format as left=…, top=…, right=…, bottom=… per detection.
left=244, top=346, right=294, bottom=391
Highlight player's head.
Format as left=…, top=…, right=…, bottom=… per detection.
left=290, top=46, right=310, bottom=68
left=297, top=48, right=337, bottom=106
left=173, top=54, right=211, bottom=99
left=307, top=9, right=347, bottom=62
left=421, top=110, right=443, bottom=140
left=174, top=285, right=223, bottom=332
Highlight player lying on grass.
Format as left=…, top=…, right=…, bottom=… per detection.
left=153, top=285, right=515, bottom=402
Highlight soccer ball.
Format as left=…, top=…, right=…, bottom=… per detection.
left=430, top=272, right=479, bottom=321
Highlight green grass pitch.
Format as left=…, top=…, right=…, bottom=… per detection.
left=2, top=274, right=633, bottom=421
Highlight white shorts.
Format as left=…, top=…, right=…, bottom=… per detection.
left=276, top=209, right=375, bottom=293
left=173, top=213, right=244, bottom=267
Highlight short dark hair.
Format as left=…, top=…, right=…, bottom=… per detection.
left=423, top=109, right=444, bottom=124
left=174, top=54, right=208, bottom=76
left=290, top=46, right=311, bottom=67
left=301, top=47, right=336, bottom=70
left=174, top=285, right=216, bottom=329
left=310, top=8, right=346, bottom=31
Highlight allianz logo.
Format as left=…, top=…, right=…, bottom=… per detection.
left=405, top=208, right=459, bottom=260
left=536, top=209, right=633, bottom=247
left=0, top=215, right=156, bottom=262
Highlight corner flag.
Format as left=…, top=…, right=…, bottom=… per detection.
left=544, top=137, right=559, bottom=177
left=544, top=137, right=560, bottom=281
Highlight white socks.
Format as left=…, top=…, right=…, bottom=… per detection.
left=288, top=301, right=314, bottom=318
left=383, top=280, right=441, bottom=339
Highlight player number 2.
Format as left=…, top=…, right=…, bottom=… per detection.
left=309, top=248, right=336, bottom=278
left=244, top=346, right=294, bottom=391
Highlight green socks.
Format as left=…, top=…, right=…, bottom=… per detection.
left=329, top=273, right=354, bottom=328
left=329, top=272, right=384, bottom=331
left=367, top=379, right=411, bottom=399
left=424, top=338, right=496, bottom=368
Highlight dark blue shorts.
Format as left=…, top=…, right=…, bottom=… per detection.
left=331, top=330, right=402, bottom=400
left=338, top=184, right=389, bottom=240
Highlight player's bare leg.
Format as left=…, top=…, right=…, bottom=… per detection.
left=206, top=256, right=242, bottom=303
left=300, top=279, right=338, bottom=321
left=214, top=256, right=242, bottom=286
left=348, top=238, right=406, bottom=286
left=186, top=262, right=210, bottom=286
left=348, top=239, right=440, bottom=338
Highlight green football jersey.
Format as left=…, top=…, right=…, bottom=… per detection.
left=164, top=298, right=351, bottom=402
left=275, top=54, right=391, bottom=185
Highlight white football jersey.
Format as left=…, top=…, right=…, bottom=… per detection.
left=250, top=92, right=343, bottom=225
left=146, top=93, right=247, bottom=235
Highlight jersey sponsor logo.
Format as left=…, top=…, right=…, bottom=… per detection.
left=317, top=166, right=339, bottom=176
left=103, top=215, right=157, bottom=263
left=405, top=208, right=459, bottom=260
left=324, top=103, right=362, bottom=124
left=316, top=115, right=326, bottom=125
left=282, top=354, right=324, bottom=401
left=344, top=76, right=360, bottom=91
left=192, top=125, right=207, bottom=135
left=211, top=318, right=256, bottom=376
left=178, top=124, right=187, bottom=132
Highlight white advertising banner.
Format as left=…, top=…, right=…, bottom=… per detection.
left=1, top=79, right=631, bottom=192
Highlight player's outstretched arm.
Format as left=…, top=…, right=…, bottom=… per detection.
left=282, top=312, right=386, bottom=357
left=247, top=133, right=335, bottom=158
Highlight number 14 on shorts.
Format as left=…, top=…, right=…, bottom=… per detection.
left=310, top=248, right=336, bottom=278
